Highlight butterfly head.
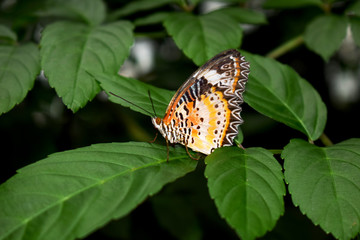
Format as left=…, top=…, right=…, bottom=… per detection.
left=151, top=117, right=168, bottom=140
left=151, top=116, right=163, bottom=130
left=151, top=116, right=160, bottom=126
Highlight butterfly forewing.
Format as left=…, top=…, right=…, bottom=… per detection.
left=152, top=49, right=250, bottom=155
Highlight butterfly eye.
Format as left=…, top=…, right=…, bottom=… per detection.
left=155, top=117, right=161, bottom=125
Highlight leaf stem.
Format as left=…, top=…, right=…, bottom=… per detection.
left=319, top=133, right=334, bottom=146
left=266, top=35, right=304, bottom=59
left=234, top=139, right=244, bottom=149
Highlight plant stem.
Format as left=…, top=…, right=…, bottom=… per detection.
left=266, top=35, right=304, bottom=59
left=234, top=139, right=244, bottom=149
left=319, top=133, right=334, bottom=146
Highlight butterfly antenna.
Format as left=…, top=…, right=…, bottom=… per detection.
left=108, top=92, right=155, bottom=118
left=148, top=90, right=157, bottom=117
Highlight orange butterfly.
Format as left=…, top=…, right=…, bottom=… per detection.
left=152, top=49, right=250, bottom=156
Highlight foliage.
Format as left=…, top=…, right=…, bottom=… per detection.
left=0, top=142, right=196, bottom=239
left=283, top=138, right=360, bottom=240
left=0, top=0, right=360, bottom=240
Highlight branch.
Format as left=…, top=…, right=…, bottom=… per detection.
left=266, top=35, right=304, bottom=59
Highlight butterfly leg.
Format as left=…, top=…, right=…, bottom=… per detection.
left=148, top=132, right=158, bottom=143
left=185, top=144, right=200, bottom=160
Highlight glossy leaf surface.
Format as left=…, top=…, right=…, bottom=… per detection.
left=283, top=138, right=360, bottom=240
left=0, top=142, right=196, bottom=240
left=0, top=44, right=40, bottom=115
left=164, top=12, right=242, bottom=66
left=205, top=147, right=285, bottom=240
left=40, top=21, right=133, bottom=112
left=243, top=52, right=327, bottom=140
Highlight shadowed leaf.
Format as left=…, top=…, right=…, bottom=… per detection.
left=0, top=25, right=17, bottom=43
left=0, top=43, right=40, bottom=115
left=36, top=0, right=106, bottom=25
left=304, top=15, right=348, bottom=61
left=263, top=0, right=322, bottom=8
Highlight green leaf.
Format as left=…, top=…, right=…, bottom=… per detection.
left=304, top=15, right=348, bottom=61
left=164, top=12, right=243, bottom=66
left=0, top=25, right=17, bottom=43
left=350, top=17, right=360, bottom=48
left=234, top=127, right=244, bottom=146
left=205, top=147, right=285, bottom=240
left=108, top=0, right=177, bottom=20
left=209, top=7, right=267, bottom=24
left=263, top=0, right=322, bottom=8
left=40, top=21, right=134, bottom=112
left=282, top=138, right=360, bottom=240
left=36, top=0, right=106, bottom=25
left=134, top=12, right=171, bottom=26
left=0, top=43, right=40, bottom=115
left=92, top=72, right=174, bottom=117
left=0, top=142, right=197, bottom=240
left=243, top=52, right=327, bottom=141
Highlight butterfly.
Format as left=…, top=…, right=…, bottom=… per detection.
left=152, top=49, right=250, bottom=156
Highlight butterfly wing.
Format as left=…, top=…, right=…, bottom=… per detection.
left=162, top=49, right=250, bottom=155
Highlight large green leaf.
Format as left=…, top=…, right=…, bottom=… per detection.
left=93, top=72, right=174, bottom=117
left=0, top=43, right=40, bottom=115
left=282, top=138, right=360, bottom=240
left=205, top=147, right=285, bottom=240
left=164, top=12, right=243, bottom=66
left=40, top=21, right=134, bottom=112
left=0, top=142, right=197, bottom=240
left=304, top=15, right=348, bottom=61
left=36, top=0, right=106, bottom=25
left=243, top=52, right=327, bottom=141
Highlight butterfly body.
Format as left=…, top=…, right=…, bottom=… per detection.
left=152, top=49, right=249, bottom=155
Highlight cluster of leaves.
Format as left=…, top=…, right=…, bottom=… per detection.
left=0, top=0, right=360, bottom=240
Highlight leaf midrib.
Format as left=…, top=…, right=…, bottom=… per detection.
left=323, top=150, right=345, bottom=238
left=251, top=64, right=311, bottom=138
left=69, top=26, right=92, bottom=107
